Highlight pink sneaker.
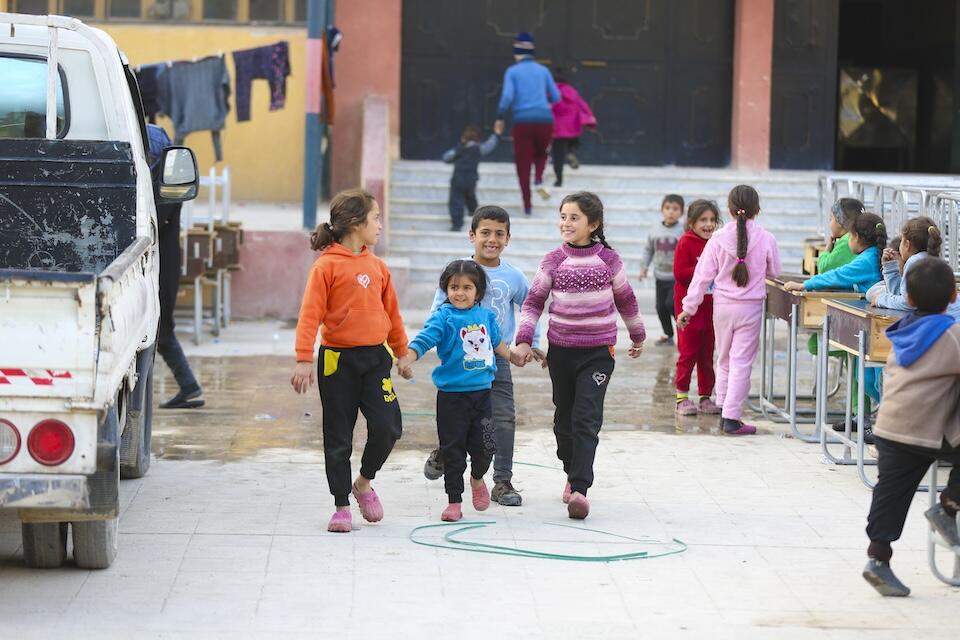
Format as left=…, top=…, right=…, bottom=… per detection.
left=676, top=399, right=698, bottom=416
left=562, top=481, right=572, bottom=504
left=327, top=510, right=352, bottom=533
left=698, top=398, right=721, bottom=414
left=721, top=418, right=757, bottom=435
left=567, top=492, right=590, bottom=520
left=441, top=503, right=463, bottom=522
left=471, top=479, right=490, bottom=511
left=352, top=483, right=384, bottom=522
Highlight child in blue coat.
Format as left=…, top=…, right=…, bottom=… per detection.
left=397, top=260, right=520, bottom=522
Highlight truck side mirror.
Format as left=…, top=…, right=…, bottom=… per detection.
left=158, top=147, right=199, bottom=202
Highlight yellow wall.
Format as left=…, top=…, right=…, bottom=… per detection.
left=97, top=24, right=307, bottom=202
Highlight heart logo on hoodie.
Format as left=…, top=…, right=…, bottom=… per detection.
left=357, top=274, right=371, bottom=289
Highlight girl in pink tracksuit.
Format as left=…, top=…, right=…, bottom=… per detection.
left=550, top=68, right=596, bottom=187
left=677, top=185, right=781, bottom=435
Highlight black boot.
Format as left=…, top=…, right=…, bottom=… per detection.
left=159, top=383, right=204, bottom=409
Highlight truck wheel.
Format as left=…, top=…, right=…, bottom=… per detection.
left=120, top=348, right=154, bottom=479
left=21, top=522, right=68, bottom=568
left=72, top=518, right=118, bottom=569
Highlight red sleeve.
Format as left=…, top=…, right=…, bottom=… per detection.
left=673, top=237, right=697, bottom=286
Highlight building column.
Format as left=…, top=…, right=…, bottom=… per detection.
left=730, top=0, right=775, bottom=170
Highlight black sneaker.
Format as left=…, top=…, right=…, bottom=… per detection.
left=423, top=448, right=443, bottom=480
left=862, top=559, right=910, bottom=597
left=832, top=413, right=873, bottom=432
left=159, top=384, right=204, bottom=409
left=491, top=481, right=522, bottom=507
left=925, top=505, right=960, bottom=547
left=863, top=424, right=875, bottom=445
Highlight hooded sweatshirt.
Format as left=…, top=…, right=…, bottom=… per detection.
left=874, top=313, right=960, bottom=449
left=802, top=246, right=881, bottom=292
left=681, top=218, right=781, bottom=316
left=295, top=243, right=409, bottom=361
left=552, top=82, right=596, bottom=138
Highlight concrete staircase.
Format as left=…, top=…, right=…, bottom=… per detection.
left=388, top=160, right=823, bottom=303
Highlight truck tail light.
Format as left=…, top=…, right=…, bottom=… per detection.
left=0, top=419, right=20, bottom=465
left=28, top=419, right=74, bottom=466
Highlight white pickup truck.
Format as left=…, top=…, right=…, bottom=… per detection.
left=0, top=13, right=198, bottom=569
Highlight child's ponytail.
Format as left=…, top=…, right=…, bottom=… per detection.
left=900, top=216, right=942, bottom=258
left=310, top=188, right=376, bottom=252
left=727, top=184, right=760, bottom=288
left=851, top=212, right=887, bottom=271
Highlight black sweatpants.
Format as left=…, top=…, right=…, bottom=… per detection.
left=866, top=436, right=960, bottom=561
left=551, top=136, right=579, bottom=185
left=318, top=345, right=402, bottom=507
left=156, top=206, right=198, bottom=391
left=546, top=345, right=615, bottom=496
left=448, top=177, right=478, bottom=230
left=437, top=389, right=495, bottom=503
left=655, top=278, right=675, bottom=339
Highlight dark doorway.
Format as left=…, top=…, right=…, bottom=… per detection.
left=833, top=0, right=956, bottom=173
left=400, top=0, right=734, bottom=167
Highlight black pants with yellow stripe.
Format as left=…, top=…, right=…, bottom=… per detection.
left=318, top=345, right=402, bottom=506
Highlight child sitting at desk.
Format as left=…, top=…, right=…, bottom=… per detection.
left=861, top=257, right=960, bottom=597
left=866, top=216, right=960, bottom=319
left=785, top=213, right=887, bottom=439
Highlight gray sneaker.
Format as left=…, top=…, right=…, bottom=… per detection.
left=925, top=505, right=960, bottom=547
left=423, top=448, right=443, bottom=481
left=862, top=559, right=911, bottom=597
left=491, top=481, right=522, bottom=506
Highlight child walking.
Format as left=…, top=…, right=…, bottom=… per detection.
left=550, top=67, right=596, bottom=187
left=678, top=185, right=781, bottom=435
left=291, top=189, right=410, bottom=533
left=514, top=191, right=646, bottom=520
left=397, top=260, right=518, bottom=522
left=442, top=124, right=498, bottom=232
left=673, top=200, right=722, bottom=416
left=861, top=258, right=960, bottom=597
left=640, top=194, right=685, bottom=346
left=421, top=206, right=543, bottom=507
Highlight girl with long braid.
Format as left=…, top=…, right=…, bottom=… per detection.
left=514, top=191, right=646, bottom=520
left=678, top=185, right=781, bottom=435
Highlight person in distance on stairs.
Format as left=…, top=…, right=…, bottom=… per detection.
left=442, top=124, right=498, bottom=233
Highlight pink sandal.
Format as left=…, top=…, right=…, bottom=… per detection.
left=471, top=479, right=490, bottom=511
left=441, top=503, right=463, bottom=522
left=352, top=483, right=384, bottom=522
left=327, top=510, right=352, bottom=533
left=567, top=492, right=590, bottom=520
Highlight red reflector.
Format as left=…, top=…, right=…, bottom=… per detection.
left=0, top=419, right=20, bottom=465
left=27, top=419, right=74, bottom=466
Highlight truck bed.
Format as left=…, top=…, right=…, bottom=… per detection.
left=0, top=139, right=137, bottom=274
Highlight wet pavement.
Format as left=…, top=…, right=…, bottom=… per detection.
left=1, top=318, right=957, bottom=638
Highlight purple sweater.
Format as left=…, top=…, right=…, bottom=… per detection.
left=515, top=243, right=646, bottom=348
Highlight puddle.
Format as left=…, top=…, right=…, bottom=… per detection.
left=152, top=349, right=773, bottom=463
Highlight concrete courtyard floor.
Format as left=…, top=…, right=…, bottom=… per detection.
left=1, top=313, right=958, bottom=639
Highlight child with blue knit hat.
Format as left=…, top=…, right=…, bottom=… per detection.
left=494, top=31, right=560, bottom=216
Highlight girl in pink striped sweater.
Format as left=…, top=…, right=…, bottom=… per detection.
left=514, top=191, right=646, bottom=520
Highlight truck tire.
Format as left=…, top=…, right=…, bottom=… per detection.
left=120, top=345, right=154, bottom=479
left=72, top=518, right=118, bottom=569
left=21, top=522, right=68, bottom=568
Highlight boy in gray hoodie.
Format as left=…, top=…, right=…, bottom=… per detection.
left=639, top=194, right=685, bottom=345
left=862, top=258, right=960, bottom=597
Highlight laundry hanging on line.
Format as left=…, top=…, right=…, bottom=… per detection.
left=156, top=55, right=231, bottom=162
left=232, top=41, right=291, bottom=123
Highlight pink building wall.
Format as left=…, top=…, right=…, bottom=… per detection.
left=730, top=0, right=775, bottom=169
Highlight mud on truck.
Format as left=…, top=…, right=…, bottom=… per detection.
left=0, top=13, right=198, bottom=568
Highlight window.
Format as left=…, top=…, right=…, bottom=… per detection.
left=0, top=56, right=68, bottom=139
left=61, top=0, right=95, bottom=16
left=294, top=0, right=306, bottom=22
left=203, top=0, right=236, bottom=20
left=110, top=0, right=143, bottom=18
left=249, top=0, right=281, bottom=22
left=11, top=0, right=49, bottom=14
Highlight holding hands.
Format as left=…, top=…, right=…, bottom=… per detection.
left=396, top=352, right=416, bottom=380
left=493, top=120, right=505, bottom=136
left=627, top=342, right=644, bottom=359
left=783, top=281, right=805, bottom=292
left=676, top=311, right=692, bottom=330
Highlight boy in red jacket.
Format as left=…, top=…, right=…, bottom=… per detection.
left=673, top=200, right=722, bottom=416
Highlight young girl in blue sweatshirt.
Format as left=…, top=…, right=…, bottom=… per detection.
left=785, top=212, right=886, bottom=293
left=867, top=216, right=960, bottom=319
left=397, top=260, right=519, bottom=522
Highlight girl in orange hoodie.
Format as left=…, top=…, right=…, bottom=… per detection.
left=291, top=189, right=410, bottom=533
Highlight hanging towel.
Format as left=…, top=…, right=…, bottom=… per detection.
left=232, top=41, right=291, bottom=122
left=157, top=55, right=231, bottom=161
left=135, top=63, right=166, bottom=123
